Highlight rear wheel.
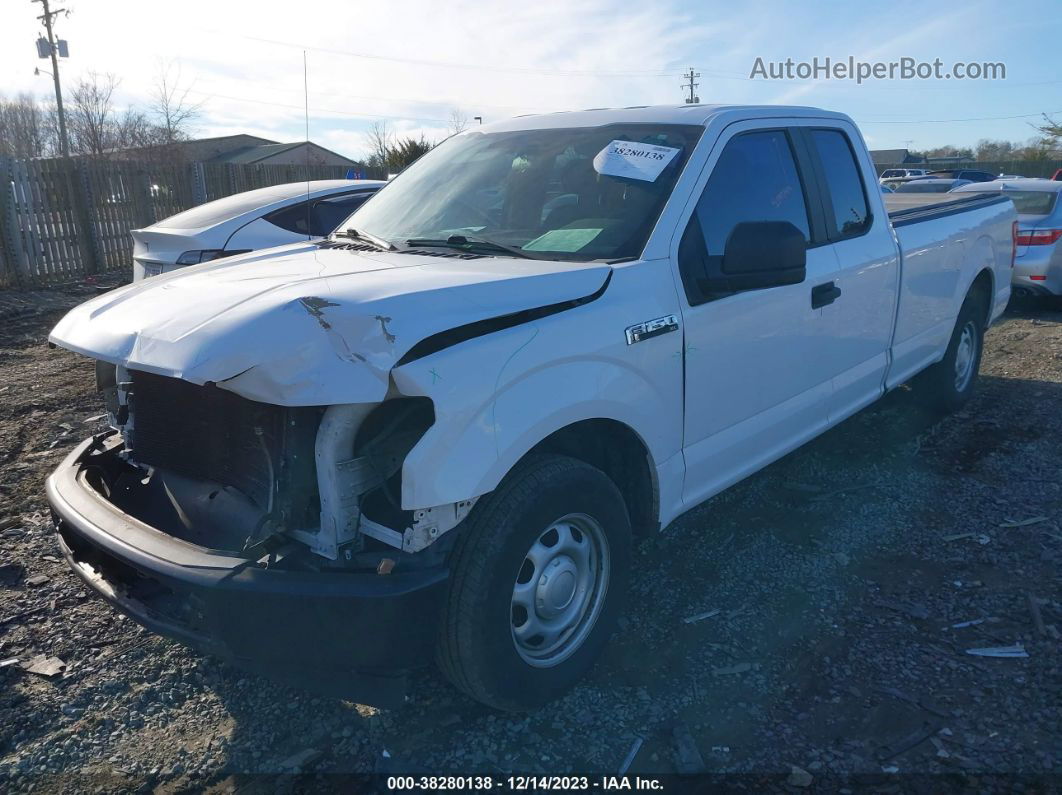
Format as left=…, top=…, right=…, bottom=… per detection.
left=916, top=287, right=987, bottom=413
left=437, top=454, right=631, bottom=710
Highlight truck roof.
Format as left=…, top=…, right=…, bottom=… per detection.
left=484, top=104, right=851, bottom=132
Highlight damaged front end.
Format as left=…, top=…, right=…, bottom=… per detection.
left=93, top=363, right=464, bottom=563
left=48, top=366, right=463, bottom=706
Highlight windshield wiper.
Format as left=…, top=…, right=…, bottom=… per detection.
left=405, top=234, right=538, bottom=260
left=336, top=227, right=396, bottom=251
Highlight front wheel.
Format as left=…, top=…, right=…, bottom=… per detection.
left=915, top=288, right=987, bottom=413
left=437, top=454, right=631, bottom=710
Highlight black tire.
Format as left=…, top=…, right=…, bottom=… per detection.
left=437, top=454, right=631, bottom=711
left=915, top=286, right=988, bottom=413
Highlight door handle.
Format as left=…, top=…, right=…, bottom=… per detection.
left=811, top=281, right=842, bottom=309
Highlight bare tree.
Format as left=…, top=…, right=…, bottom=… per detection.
left=113, top=106, right=161, bottom=151
left=447, top=109, right=469, bottom=136
left=364, top=120, right=394, bottom=169
left=67, top=72, right=120, bottom=157
left=150, top=61, right=202, bottom=145
left=0, top=93, right=51, bottom=158
left=1036, top=114, right=1061, bottom=139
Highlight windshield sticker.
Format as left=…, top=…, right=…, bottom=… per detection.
left=593, top=140, right=680, bottom=182
left=523, top=228, right=603, bottom=252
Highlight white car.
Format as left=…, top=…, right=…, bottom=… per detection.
left=131, top=179, right=385, bottom=280
left=879, top=168, right=929, bottom=181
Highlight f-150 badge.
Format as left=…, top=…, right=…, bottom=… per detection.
left=625, top=314, right=679, bottom=345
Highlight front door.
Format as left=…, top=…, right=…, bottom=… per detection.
left=675, top=126, right=838, bottom=507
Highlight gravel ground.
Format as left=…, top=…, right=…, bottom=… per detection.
left=0, top=285, right=1059, bottom=791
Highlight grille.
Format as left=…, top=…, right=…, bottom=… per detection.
left=128, top=371, right=284, bottom=508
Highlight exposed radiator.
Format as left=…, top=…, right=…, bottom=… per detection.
left=128, top=371, right=286, bottom=509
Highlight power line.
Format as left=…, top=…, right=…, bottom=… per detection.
left=183, top=88, right=457, bottom=124
left=858, top=108, right=1062, bottom=124
left=212, top=30, right=682, bottom=77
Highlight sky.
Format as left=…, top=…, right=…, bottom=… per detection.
left=2, top=0, right=1061, bottom=160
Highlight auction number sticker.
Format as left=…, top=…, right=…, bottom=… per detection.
left=593, top=140, right=680, bottom=181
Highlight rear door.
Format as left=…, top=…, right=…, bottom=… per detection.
left=674, top=123, right=840, bottom=507
left=799, top=125, right=900, bottom=422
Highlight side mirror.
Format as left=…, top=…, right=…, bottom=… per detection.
left=701, top=220, right=806, bottom=294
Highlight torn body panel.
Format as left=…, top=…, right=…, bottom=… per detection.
left=49, top=244, right=612, bottom=407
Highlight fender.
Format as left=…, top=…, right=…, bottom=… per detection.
left=955, top=232, right=1000, bottom=324
left=390, top=263, right=684, bottom=511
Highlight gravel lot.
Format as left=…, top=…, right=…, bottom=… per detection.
left=0, top=285, right=1059, bottom=791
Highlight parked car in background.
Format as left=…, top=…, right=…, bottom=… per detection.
left=894, top=178, right=973, bottom=193
left=926, top=169, right=996, bottom=183
left=879, top=168, right=928, bottom=180
left=131, top=180, right=385, bottom=281
left=952, top=179, right=1062, bottom=297
left=880, top=175, right=925, bottom=189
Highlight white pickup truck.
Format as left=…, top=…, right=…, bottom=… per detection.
left=47, top=104, right=1016, bottom=711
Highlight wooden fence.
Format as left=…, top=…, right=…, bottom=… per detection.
left=0, top=156, right=384, bottom=287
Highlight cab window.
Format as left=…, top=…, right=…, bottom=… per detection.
left=811, top=129, right=870, bottom=238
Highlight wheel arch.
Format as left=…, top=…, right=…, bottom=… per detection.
left=522, top=419, right=659, bottom=538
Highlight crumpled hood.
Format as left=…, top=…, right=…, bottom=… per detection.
left=50, top=242, right=611, bottom=406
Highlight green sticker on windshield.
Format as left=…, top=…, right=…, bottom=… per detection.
left=523, top=227, right=602, bottom=252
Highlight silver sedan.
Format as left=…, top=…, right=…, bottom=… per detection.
left=951, top=179, right=1062, bottom=297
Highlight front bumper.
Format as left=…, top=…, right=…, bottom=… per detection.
left=47, top=437, right=448, bottom=708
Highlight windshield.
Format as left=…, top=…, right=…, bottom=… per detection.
left=342, top=123, right=703, bottom=261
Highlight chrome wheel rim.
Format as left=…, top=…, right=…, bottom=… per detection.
left=510, top=513, right=610, bottom=668
left=954, top=321, right=977, bottom=392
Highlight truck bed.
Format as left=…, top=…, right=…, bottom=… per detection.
left=885, top=192, right=1010, bottom=225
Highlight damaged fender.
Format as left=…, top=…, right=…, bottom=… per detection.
left=391, top=259, right=684, bottom=513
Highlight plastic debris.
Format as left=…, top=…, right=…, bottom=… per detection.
left=618, top=736, right=644, bottom=775
left=966, top=644, right=1029, bottom=658
left=786, top=765, right=813, bottom=787
left=999, top=516, right=1048, bottom=528
left=941, top=532, right=990, bottom=544
left=947, top=618, right=997, bottom=630
left=672, top=722, right=706, bottom=774
left=25, top=574, right=50, bottom=587
left=683, top=608, right=721, bottom=624
left=881, top=765, right=900, bottom=774
left=0, top=657, right=19, bottom=668
left=1027, top=594, right=1046, bottom=637
left=279, top=747, right=322, bottom=771
left=20, top=654, right=66, bottom=677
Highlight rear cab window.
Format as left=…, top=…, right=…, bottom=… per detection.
left=809, top=128, right=871, bottom=239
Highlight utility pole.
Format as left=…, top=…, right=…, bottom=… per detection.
left=33, top=0, right=70, bottom=158
left=681, top=67, right=700, bottom=104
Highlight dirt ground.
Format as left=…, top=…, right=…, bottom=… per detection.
left=0, top=285, right=1059, bottom=792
